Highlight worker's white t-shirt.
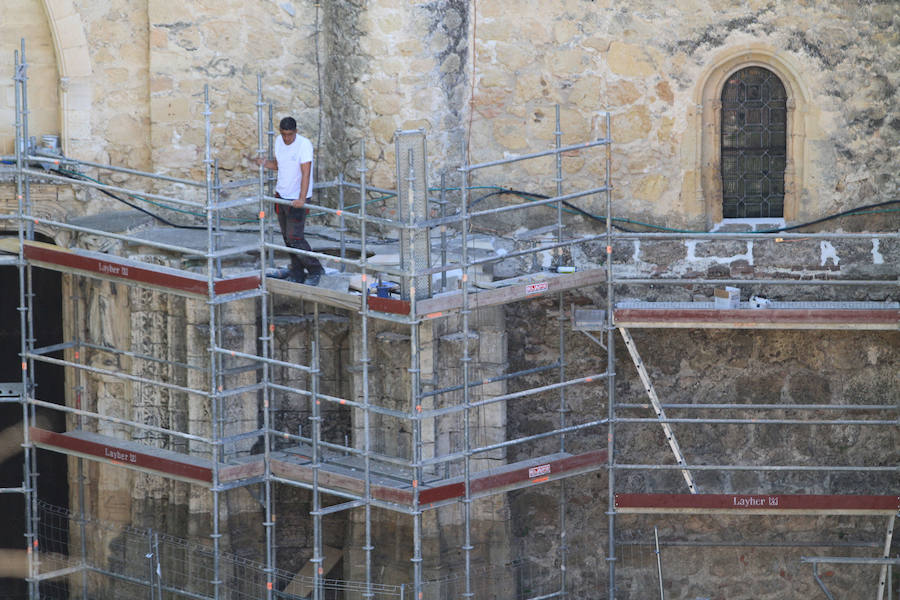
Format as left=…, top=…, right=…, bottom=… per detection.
left=274, top=134, right=314, bottom=200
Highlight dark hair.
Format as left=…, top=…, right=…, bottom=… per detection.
left=279, top=117, right=297, bottom=131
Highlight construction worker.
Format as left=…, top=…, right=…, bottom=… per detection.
left=252, top=116, right=324, bottom=286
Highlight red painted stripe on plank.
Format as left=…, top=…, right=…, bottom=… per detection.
left=30, top=427, right=212, bottom=483
left=24, top=243, right=259, bottom=297
left=366, top=296, right=411, bottom=315
left=214, top=274, right=261, bottom=295
left=614, top=493, right=900, bottom=511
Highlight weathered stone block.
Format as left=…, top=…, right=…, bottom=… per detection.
left=614, top=105, right=651, bottom=144
left=607, top=41, right=656, bottom=77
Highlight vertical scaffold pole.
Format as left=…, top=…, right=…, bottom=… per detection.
left=460, top=140, right=474, bottom=600
left=604, top=111, right=617, bottom=600
left=338, top=172, right=346, bottom=272
left=13, top=42, right=39, bottom=600
left=358, top=140, right=375, bottom=598
left=255, top=74, right=276, bottom=600
left=72, top=277, right=89, bottom=599
left=202, top=84, right=223, bottom=600
left=654, top=526, right=665, bottom=600
left=311, top=306, right=324, bottom=600
left=554, top=103, right=569, bottom=597
left=407, top=148, right=424, bottom=600
left=877, top=514, right=895, bottom=600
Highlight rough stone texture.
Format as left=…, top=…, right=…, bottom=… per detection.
left=345, top=306, right=511, bottom=586
left=506, top=292, right=898, bottom=598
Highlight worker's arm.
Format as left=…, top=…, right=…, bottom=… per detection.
left=252, top=156, right=277, bottom=170
left=294, top=162, right=311, bottom=208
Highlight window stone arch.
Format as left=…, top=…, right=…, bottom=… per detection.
left=687, top=45, right=809, bottom=224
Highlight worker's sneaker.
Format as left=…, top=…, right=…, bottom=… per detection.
left=304, top=271, right=323, bottom=287
left=284, top=271, right=307, bottom=284
left=266, top=267, right=292, bottom=280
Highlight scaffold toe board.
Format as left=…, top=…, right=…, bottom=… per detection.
left=614, top=493, right=900, bottom=515
left=29, top=427, right=262, bottom=486
left=266, top=268, right=608, bottom=319
left=1, top=238, right=260, bottom=298
left=270, top=448, right=608, bottom=510
left=613, top=301, right=900, bottom=330
left=418, top=450, right=609, bottom=507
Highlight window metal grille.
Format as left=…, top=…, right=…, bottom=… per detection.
left=721, top=67, right=787, bottom=218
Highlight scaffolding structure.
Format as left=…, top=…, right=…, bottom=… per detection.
left=2, top=42, right=899, bottom=599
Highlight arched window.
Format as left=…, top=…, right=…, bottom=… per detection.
left=720, top=67, right=787, bottom=218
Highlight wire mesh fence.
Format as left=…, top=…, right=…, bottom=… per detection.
left=33, top=501, right=406, bottom=600
left=30, top=502, right=608, bottom=600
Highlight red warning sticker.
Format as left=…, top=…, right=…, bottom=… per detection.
left=526, top=282, right=549, bottom=295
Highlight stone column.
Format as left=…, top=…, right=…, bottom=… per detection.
left=346, top=307, right=512, bottom=593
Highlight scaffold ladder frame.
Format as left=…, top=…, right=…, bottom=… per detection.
left=618, top=327, right=697, bottom=494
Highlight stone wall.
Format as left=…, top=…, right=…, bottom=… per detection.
left=506, top=290, right=898, bottom=598
left=4, top=1, right=897, bottom=225
left=345, top=306, right=511, bottom=587
left=467, top=0, right=899, bottom=229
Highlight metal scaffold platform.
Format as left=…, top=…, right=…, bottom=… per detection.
left=2, top=38, right=898, bottom=600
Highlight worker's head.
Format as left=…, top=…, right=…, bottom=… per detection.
left=279, top=117, right=297, bottom=144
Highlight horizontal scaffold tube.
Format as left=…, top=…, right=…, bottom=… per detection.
left=418, top=372, right=609, bottom=419
left=20, top=217, right=212, bottom=257
left=617, top=402, right=897, bottom=412
left=616, top=463, right=898, bottom=472
left=48, top=155, right=205, bottom=188
left=617, top=417, right=898, bottom=425
left=613, top=231, right=900, bottom=240
left=27, top=353, right=210, bottom=398
left=28, top=398, right=213, bottom=445
left=460, top=136, right=611, bottom=172
left=422, top=418, right=609, bottom=468
left=614, top=277, right=898, bottom=286
left=21, top=167, right=205, bottom=208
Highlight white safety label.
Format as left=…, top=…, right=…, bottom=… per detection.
left=529, top=464, right=551, bottom=478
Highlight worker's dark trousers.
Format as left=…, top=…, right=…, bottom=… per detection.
left=275, top=198, right=323, bottom=277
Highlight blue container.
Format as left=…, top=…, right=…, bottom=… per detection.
left=375, top=282, right=392, bottom=298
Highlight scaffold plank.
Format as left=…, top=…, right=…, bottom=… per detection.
left=417, top=267, right=607, bottom=318
left=418, top=450, right=609, bottom=507
left=270, top=449, right=608, bottom=510
left=266, top=277, right=363, bottom=312
left=31, top=427, right=214, bottom=485
left=613, top=303, right=899, bottom=330
left=266, top=268, right=607, bottom=318
left=29, top=427, right=263, bottom=486
left=614, top=493, right=900, bottom=515
left=2, top=239, right=260, bottom=298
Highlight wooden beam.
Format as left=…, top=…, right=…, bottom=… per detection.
left=266, top=277, right=363, bottom=312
